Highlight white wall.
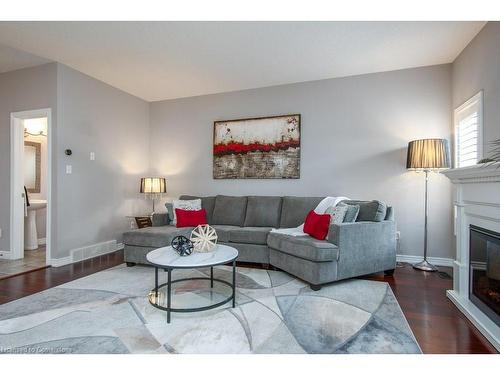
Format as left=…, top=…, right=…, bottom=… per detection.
left=452, top=21, right=500, bottom=153
left=53, top=64, right=150, bottom=258
left=0, top=63, right=58, bottom=254
left=150, top=64, right=454, bottom=259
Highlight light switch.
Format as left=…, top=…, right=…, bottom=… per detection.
left=66, top=165, right=72, bottom=174
left=90, top=152, right=95, bottom=161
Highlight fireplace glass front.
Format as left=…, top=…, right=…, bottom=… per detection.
left=469, top=225, right=500, bottom=326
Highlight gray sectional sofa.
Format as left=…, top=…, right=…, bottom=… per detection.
left=123, top=195, right=396, bottom=290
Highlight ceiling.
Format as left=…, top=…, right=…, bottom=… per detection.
left=0, top=43, right=51, bottom=73
left=0, top=21, right=486, bottom=102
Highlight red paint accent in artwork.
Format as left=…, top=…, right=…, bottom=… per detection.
left=213, top=140, right=300, bottom=156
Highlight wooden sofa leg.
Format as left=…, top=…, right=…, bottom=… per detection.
left=310, top=284, right=322, bottom=291
left=126, top=262, right=136, bottom=267
left=384, top=268, right=395, bottom=276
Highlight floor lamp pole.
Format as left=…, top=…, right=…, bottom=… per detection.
left=413, top=169, right=438, bottom=272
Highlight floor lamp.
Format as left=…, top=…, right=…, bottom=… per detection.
left=406, top=139, right=451, bottom=272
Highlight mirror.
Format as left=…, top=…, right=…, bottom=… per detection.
left=24, top=141, right=41, bottom=193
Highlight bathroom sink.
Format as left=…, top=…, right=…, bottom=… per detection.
left=25, top=199, right=47, bottom=251
left=28, top=199, right=47, bottom=211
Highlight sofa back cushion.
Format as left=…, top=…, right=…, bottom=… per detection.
left=340, top=199, right=387, bottom=222
left=385, top=206, right=394, bottom=221
left=279, top=196, right=324, bottom=228
left=212, top=195, right=248, bottom=226
left=179, top=195, right=216, bottom=223
left=244, top=196, right=282, bottom=228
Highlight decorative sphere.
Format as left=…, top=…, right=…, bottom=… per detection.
left=190, top=225, right=218, bottom=252
left=170, top=235, right=193, bottom=256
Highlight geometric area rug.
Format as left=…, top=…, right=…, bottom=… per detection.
left=0, top=264, right=421, bottom=354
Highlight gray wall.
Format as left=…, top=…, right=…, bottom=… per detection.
left=0, top=63, right=58, bottom=254
left=452, top=21, right=500, bottom=151
left=0, top=62, right=150, bottom=260
left=150, top=64, right=454, bottom=259
left=54, top=64, right=150, bottom=258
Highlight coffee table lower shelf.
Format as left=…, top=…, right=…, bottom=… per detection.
left=148, top=263, right=236, bottom=323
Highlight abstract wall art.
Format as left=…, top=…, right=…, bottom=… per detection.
left=213, top=114, right=301, bottom=179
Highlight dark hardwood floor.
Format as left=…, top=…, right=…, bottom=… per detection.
left=362, top=263, right=498, bottom=354
left=0, top=252, right=497, bottom=354
left=0, top=250, right=124, bottom=305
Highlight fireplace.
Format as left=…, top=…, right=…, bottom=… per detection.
left=443, top=163, right=500, bottom=350
left=469, top=225, right=500, bottom=326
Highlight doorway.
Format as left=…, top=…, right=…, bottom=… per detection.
left=1, top=108, right=52, bottom=278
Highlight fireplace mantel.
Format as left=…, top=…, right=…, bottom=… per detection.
left=443, top=163, right=500, bottom=351
left=441, top=162, right=500, bottom=184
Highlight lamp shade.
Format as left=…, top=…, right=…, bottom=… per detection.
left=140, top=177, right=166, bottom=194
left=406, top=139, right=450, bottom=170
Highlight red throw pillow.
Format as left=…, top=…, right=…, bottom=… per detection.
left=303, top=210, right=331, bottom=240
left=175, top=208, right=207, bottom=228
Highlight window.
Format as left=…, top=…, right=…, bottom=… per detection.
left=454, top=91, right=483, bottom=168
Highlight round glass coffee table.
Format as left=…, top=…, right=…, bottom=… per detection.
left=146, top=244, right=239, bottom=323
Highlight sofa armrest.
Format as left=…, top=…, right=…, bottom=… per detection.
left=152, top=213, right=170, bottom=227
left=327, top=221, right=396, bottom=280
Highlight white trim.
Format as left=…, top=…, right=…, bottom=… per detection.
left=10, top=114, right=25, bottom=260
left=447, top=290, right=500, bottom=352
left=37, top=237, right=46, bottom=245
left=441, top=162, right=500, bottom=184
left=396, top=254, right=454, bottom=267
left=0, top=251, right=12, bottom=260
left=453, top=90, right=483, bottom=168
left=50, top=240, right=123, bottom=267
left=10, top=108, right=52, bottom=264
left=50, top=256, right=72, bottom=267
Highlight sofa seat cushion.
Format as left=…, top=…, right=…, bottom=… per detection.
left=267, top=232, right=339, bottom=262
left=229, top=227, right=273, bottom=245
left=211, top=225, right=240, bottom=242
left=123, top=226, right=193, bottom=248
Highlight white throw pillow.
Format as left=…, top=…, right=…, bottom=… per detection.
left=325, top=203, right=349, bottom=225
left=172, top=199, right=202, bottom=225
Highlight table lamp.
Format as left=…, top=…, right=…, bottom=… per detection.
left=406, top=139, right=450, bottom=271
left=140, top=177, right=166, bottom=215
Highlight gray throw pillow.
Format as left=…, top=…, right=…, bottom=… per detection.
left=341, top=200, right=387, bottom=222
left=165, top=202, right=174, bottom=223
left=325, top=203, right=348, bottom=225
left=343, top=204, right=360, bottom=223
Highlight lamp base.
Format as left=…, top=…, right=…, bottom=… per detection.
left=413, top=259, right=438, bottom=272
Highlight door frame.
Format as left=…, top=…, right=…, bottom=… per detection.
left=10, top=108, right=52, bottom=264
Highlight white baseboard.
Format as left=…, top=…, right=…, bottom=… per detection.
left=50, top=256, right=72, bottom=267
left=0, top=251, right=12, bottom=260
left=50, top=240, right=123, bottom=268
left=396, top=254, right=454, bottom=267
left=37, top=237, right=46, bottom=245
